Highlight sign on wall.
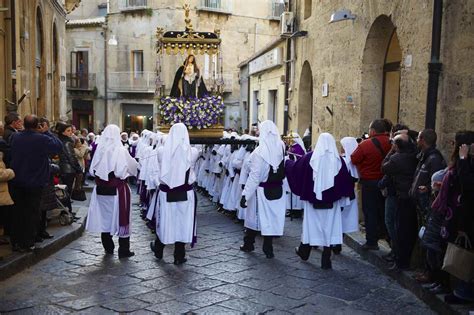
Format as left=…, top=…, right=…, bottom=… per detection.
left=249, top=47, right=283, bottom=75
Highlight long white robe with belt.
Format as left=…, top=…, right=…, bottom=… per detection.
left=243, top=153, right=286, bottom=236
left=155, top=147, right=199, bottom=244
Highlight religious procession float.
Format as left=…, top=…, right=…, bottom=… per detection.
left=155, top=4, right=225, bottom=139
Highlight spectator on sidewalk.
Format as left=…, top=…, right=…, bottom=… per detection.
left=9, top=115, right=63, bottom=252
left=351, top=119, right=391, bottom=250
left=56, top=123, right=83, bottom=215
left=3, top=112, right=23, bottom=145
left=381, top=133, right=418, bottom=271
left=0, top=122, right=15, bottom=246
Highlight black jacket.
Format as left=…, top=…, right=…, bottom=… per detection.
left=409, top=146, right=446, bottom=199
left=382, top=147, right=418, bottom=199
left=456, top=157, right=474, bottom=240
left=58, top=134, right=82, bottom=174
left=4, top=126, right=17, bottom=144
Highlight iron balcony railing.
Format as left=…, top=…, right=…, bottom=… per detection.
left=197, top=0, right=232, bottom=14
left=118, top=0, right=148, bottom=11
left=66, top=73, right=96, bottom=91
left=108, top=71, right=155, bottom=93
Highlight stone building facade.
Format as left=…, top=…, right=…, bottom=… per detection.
left=68, top=0, right=283, bottom=132
left=0, top=0, right=79, bottom=122
left=287, top=0, right=473, bottom=152
left=239, top=38, right=286, bottom=132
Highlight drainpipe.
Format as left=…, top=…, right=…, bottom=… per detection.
left=425, top=0, right=443, bottom=129
left=283, top=0, right=293, bottom=135
left=104, top=19, right=108, bottom=127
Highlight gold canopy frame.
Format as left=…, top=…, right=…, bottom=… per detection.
left=156, top=4, right=222, bottom=56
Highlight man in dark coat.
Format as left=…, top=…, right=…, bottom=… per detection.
left=382, top=134, right=418, bottom=270
left=9, top=115, right=63, bottom=252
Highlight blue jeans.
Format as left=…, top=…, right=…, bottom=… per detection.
left=384, top=195, right=397, bottom=242
left=361, top=180, right=386, bottom=246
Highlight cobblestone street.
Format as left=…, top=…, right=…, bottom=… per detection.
left=0, top=192, right=434, bottom=314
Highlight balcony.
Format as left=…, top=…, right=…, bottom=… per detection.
left=118, top=0, right=148, bottom=12
left=269, top=1, right=285, bottom=20
left=108, top=71, right=155, bottom=93
left=197, top=0, right=232, bottom=15
left=66, top=73, right=96, bottom=91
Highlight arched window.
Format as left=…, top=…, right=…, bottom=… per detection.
left=35, top=8, right=43, bottom=101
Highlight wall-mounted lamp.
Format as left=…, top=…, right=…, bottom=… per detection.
left=108, top=35, right=118, bottom=46
left=329, top=10, right=356, bottom=23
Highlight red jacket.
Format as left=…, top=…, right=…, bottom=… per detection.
left=351, top=134, right=391, bottom=181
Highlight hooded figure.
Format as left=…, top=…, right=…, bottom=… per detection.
left=121, top=132, right=129, bottom=149
left=285, top=132, right=306, bottom=218
left=240, top=120, right=286, bottom=258
left=286, top=133, right=354, bottom=269
left=150, top=123, right=199, bottom=265
left=128, top=133, right=139, bottom=158
left=340, top=137, right=360, bottom=234
left=86, top=124, right=138, bottom=258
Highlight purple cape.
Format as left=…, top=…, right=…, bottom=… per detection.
left=289, top=143, right=305, bottom=159
left=285, top=152, right=355, bottom=205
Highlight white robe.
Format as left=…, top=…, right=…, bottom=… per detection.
left=341, top=197, right=359, bottom=233
left=243, top=153, right=285, bottom=236
left=240, top=152, right=259, bottom=230
left=155, top=147, right=199, bottom=244
left=301, top=198, right=349, bottom=246
left=284, top=178, right=303, bottom=210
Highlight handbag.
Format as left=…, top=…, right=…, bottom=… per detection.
left=442, top=235, right=474, bottom=282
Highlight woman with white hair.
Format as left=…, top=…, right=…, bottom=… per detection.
left=240, top=120, right=286, bottom=259
left=86, top=124, right=138, bottom=258
left=150, top=123, right=199, bottom=264
left=286, top=133, right=354, bottom=269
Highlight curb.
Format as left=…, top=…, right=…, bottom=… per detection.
left=344, top=232, right=472, bottom=315
left=0, top=207, right=88, bottom=282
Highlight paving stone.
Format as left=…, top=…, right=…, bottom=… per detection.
left=129, top=268, right=167, bottom=280
left=146, top=300, right=196, bottom=313
left=187, top=278, right=227, bottom=291
left=0, top=300, right=36, bottom=313
left=248, top=291, right=305, bottom=310
left=177, top=290, right=231, bottom=308
left=107, top=283, right=155, bottom=298
left=218, top=298, right=274, bottom=313
left=206, top=261, right=251, bottom=273
left=194, top=304, right=241, bottom=314
left=211, top=283, right=261, bottom=299
left=74, top=306, right=118, bottom=314
left=303, top=294, right=349, bottom=310
left=101, top=298, right=150, bottom=312
left=310, top=283, right=372, bottom=302
left=209, top=270, right=253, bottom=283
left=136, top=291, right=175, bottom=304
left=270, top=285, right=314, bottom=300
left=56, top=295, right=106, bottom=311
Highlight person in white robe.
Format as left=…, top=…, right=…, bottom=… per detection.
left=340, top=137, right=360, bottom=235
left=285, top=132, right=306, bottom=218
left=150, top=123, right=199, bottom=265
left=86, top=124, right=138, bottom=258
left=286, top=133, right=354, bottom=269
left=240, top=121, right=286, bottom=258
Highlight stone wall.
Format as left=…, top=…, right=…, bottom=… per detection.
left=289, top=0, right=473, bottom=154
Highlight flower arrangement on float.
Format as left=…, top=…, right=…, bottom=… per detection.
left=158, top=95, right=225, bottom=130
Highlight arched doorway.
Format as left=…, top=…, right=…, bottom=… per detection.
left=52, top=23, right=60, bottom=121
left=360, top=15, right=401, bottom=132
left=297, top=61, right=313, bottom=135
left=35, top=7, right=46, bottom=117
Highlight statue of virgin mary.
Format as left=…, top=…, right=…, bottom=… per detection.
left=170, top=54, right=208, bottom=99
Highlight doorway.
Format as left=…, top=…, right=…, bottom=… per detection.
left=122, top=103, right=153, bottom=133
left=297, top=61, right=313, bottom=136
left=71, top=51, right=89, bottom=89
left=72, top=99, right=94, bottom=131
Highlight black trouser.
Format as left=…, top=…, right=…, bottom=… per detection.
left=395, top=197, right=418, bottom=268
left=38, top=210, right=47, bottom=235
left=297, top=243, right=331, bottom=260
left=61, top=173, right=75, bottom=212
left=10, top=186, right=43, bottom=248
left=361, top=180, right=387, bottom=245
left=154, top=236, right=186, bottom=261
left=243, top=228, right=273, bottom=254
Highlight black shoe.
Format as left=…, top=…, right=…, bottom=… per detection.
left=118, top=250, right=135, bottom=259
left=295, top=247, right=309, bottom=261
left=444, top=293, right=471, bottom=305
left=35, top=236, right=44, bottom=243
left=104, top=249, right=114, bottom=255
left=173, top=258, right=187, bottom=265
left=239, top=244, right=254, bottom=252
left=39, top=231, right=53, bottom=239
left=264, top=252, right=274, bottom=259
left=361, top=243, right=379, bottom=251
left=332, top=244, right=342, bottom=255
left=382, top=252, right=395, bottom=262
left=150, top=241, right=163, bottom=259
left=321, top=249, right=332, bottom=270
left=19, top=245, right=35, bottom=253
left=388, top=262, right=408, bottom=272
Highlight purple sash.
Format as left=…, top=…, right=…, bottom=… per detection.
left=95, top=177, right=131, bottom=237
